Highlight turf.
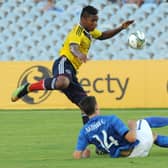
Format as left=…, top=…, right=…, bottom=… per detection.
left=0, top=109, right=168, bottom=168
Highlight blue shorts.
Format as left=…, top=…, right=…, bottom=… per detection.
left=52, top=56, right=87, bottom=106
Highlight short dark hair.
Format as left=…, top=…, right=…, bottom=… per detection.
left=80, top=5, right=98, bottom=18
left=79, top=96, right=97, bottom=116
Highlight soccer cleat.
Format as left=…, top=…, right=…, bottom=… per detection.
left=11, top=83, right=29, bottom=102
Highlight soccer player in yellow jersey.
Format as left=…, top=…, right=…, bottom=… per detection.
left=11, top=6, right=134, bottom=125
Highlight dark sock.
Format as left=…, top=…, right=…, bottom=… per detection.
left=145, top=117, right=168, bottom=128
left=44, top=77, right=57, bottom=90
left=154, top=135, right=168, bottom=147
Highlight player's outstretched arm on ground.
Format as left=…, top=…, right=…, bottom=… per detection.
left=98, top=20, right=134, bottom=40
left=73, top=148, right=91, bottom=159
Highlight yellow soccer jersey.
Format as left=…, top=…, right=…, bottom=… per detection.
left=59, top=24, right=102, bottom=70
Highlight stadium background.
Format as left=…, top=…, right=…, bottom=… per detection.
left=0, top=0, right=167, bottom=109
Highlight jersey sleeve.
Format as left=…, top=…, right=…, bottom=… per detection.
left=68, top=26, right=83, bottom=45
left=111, top=115, right=129, bottom=137
left=75, top=128, right=88, bottom=151
left=90, top=28, right=102, bottom=39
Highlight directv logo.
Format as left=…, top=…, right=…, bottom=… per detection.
left=17, top=65, right=52, bottom=104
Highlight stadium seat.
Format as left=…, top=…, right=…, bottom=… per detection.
left=157, top=2, right=168, bottom=13
left=104, top=4, right=119, bottom=15
left=34, top=16, right=50, bottom=30
left=132, top=48, right=151, bottom=60
left=70, top=0, right=88, bottom=7
left=21, top=0, right=34, bottom=12
left=138, top=3, right=157, bottom=17
left=109, top=14, right=122, bottom=28
left=124, top=3, right=138, bottom=13
left=153, top=49, right=168, bottom=59
left=119, top=4, right=138, bottom=19
left=0, top=18, right=8, bottom=32
left=0, top=1, right=15, bottom=13
left=91, top=0, right=108, bottom=10
left=56, top=0, right=85, bottom=11
left=90, top=50, right=108, bottom=60
left=1, top=40, right=18, bottom=61
left=112, top=50, right=131, bottom=60
left=0, top=6, right=9, bottom=20
left=1, top=29, right=13, bottom=42
left=0, top=50, right=7, bottom=61
left=131, top=8, right=147, bottom=23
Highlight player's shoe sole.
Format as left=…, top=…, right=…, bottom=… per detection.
left=11, top=83, right=29, bottom=102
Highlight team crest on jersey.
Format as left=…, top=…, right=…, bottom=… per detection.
left=17, top=65, right=52, bottom=104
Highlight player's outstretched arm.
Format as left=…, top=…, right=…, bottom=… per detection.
left=73, top=148, right=91, bottom=159
left=98, top=20, right=134, bottom=40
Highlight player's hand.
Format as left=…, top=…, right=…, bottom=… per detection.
left=78, top=54, right=89, bottom=63
left=122, top=20, right=134, bottom=29
left=82, top=148, right=91, bottom=158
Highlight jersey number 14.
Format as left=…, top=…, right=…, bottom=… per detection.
left=93, top=130, right=119, bottom=152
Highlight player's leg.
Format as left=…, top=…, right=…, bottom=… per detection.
left=144, top=117, right=168, bottom=148
left=154, top=134, right=168, bottom=148
left=145, top=117, right=168, bottom=128
left=128, top=119, right=154, bottom=158
left=61, top=79, right=89, bottom=125
left=11, top=57, right=70, bottom=102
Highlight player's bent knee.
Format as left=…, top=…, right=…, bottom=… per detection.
left=56, top=76, right=70, bottom=89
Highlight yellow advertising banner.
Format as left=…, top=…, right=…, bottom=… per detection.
left=0, top=60, right=168, bottom=109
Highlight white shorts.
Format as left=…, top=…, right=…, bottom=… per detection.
left=128, top=119, right=154, bottom=158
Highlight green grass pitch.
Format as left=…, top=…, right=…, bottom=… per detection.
left=0, top=109, right=168, bottom=168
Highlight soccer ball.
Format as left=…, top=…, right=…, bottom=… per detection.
left=128, top=30, right=146, bottom=49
